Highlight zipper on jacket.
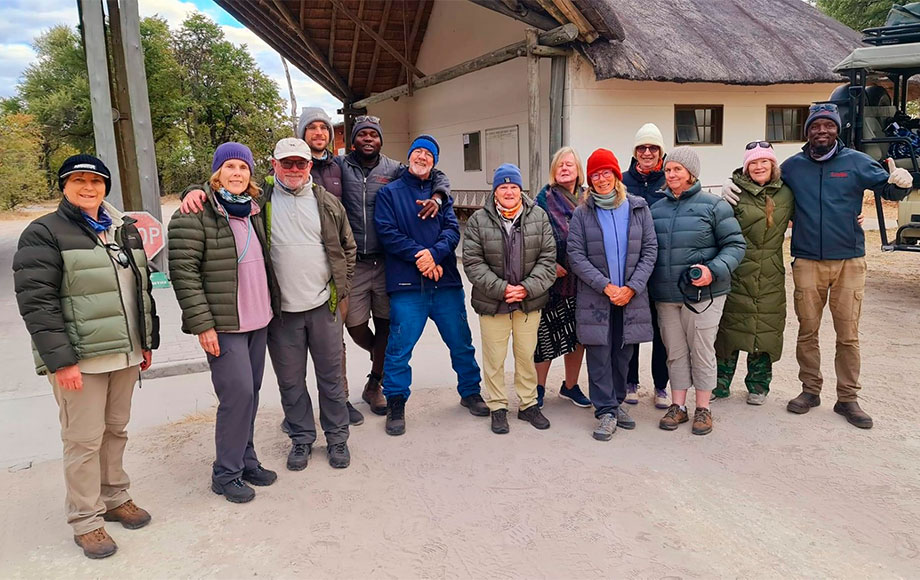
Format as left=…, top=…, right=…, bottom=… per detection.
left=362, top=175, right=368, bottom=252
left=107, top=231, right=134, bottom=365
left=818, top=164, right=824, bottom=260
left=121, top=225, right=149, bottom=353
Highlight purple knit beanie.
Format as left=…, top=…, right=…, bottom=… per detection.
left=212, top=142, right=255, bottom=173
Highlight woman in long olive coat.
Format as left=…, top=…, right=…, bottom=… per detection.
left=713, top=142, right=794, bottom=405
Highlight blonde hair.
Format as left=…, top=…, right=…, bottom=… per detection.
left=743, top=160, right=782, bottom=183
left=209, top=169, right=261, bottom=198
left=613, top=177, right=628, bottom=206
left=548, top=146, right=585, bottom=192
left=742, top=160, right=782, bottom=227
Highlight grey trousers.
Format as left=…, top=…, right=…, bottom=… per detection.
left=656, top=295, right=727, bottom=392
left=268, top=306, right=349, bottom=446
left=208, top=328, right=268, bottom=485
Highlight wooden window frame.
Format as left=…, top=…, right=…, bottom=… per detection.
left=766, top=105, right=809, bottom=143
left=674, top=105, right=724, bottom=145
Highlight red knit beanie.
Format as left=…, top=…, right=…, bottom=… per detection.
left=586, top=148, right=622, bottom=187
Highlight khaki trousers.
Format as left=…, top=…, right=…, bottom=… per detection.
left=656, top=296, right=727, bottom=392
left=49, top=366, right=139, bottom=535
left=792, top=257, right=866, bottom=402
left=479, top=310, right=541, bottom=412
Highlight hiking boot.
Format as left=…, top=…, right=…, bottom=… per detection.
left=362, top=374, right=387, bottom=416
left=559, top=381, right=591, bottom=408
left=386, top=395, right=407, bottom=436
left=460, top=394, right=490, bottom=417
left=746, top=392, right=767, bottom=406
left=327, top=442, right=351, bottom=468
left=659, top=404, right=689, bottom=431
left=491, top=409, right=510, bottom=434
left=74, top=528, right=117, bottom=559
left=593, top=413, right=617, bottom=441
left=517, top=405, right=551, bottom=430
left=616, top=406, right=636, bottom=430
left=242, top=465, right=277, bottom=486
left=692, top=407, right=713, bottom=436
left=211, top=478, right=255, bottom=503
left=286, top=443, right=312, bottom=471
left=102, top=500, right=151, bottom=530
left=654, top=388, right=670, bottom=409
left=625, top=383, right=639, bottom=404
left=346, top=401, right=365, bottom=426
left=280, top=420, right=290, bottom=435
left=787, top=391, right=821, bottom=414
left=834, top=401, right=873, bottom=429
left=536, top=384, right=545, bottom=409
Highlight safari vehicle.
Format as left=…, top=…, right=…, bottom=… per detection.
left=825, top=7, right=920, bottom=252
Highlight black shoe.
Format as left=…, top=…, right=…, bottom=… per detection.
left=491, top=409, right=510, bottom=434
left=280, top=420, right=290, bottom=435
left=386, top=395, right=407, bottom=436
left=346, top=401, right=365, bottom=426
left=460, top=394, right=490, bottom=417
left=242, top=465, right=277, bottom=486
left=286, top=443, right=312, bottom=471
left=834, top=401, right=874, bottom=429
left=517, top=405, right=551, bottom=430
left=327, top=442, right=351, bottom=468
left=616, top=406, right=636, bottom=430
left=787, top=391, right=821, bottom=414
left=211, top=478, right=255, bottom=503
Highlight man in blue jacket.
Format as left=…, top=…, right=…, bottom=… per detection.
left=725, top=103, right=913, bottom=429
left=374, top=135, right=488, bottom=435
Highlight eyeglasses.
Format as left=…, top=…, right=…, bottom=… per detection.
left=809, top=103, right=838, bottom=114
left=104, top=243, right=130, bottom=268
left=355, top=115, right=380, bottom=124
left=745, top=141, right=773, bottom=150
left=279, top=158, right=310, bottom=170
left=590, top=169, right=616, bottom=182
left=635, top=145, right=660, bottom=153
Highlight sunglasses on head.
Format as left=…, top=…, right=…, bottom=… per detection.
left=636, top=145, right=661, bottom=153
left=809, top=103, right=838, bottom=114
left=745, top=141, right=773, bottom=150
left=104, top=243, right=130, bottom=268
left=279, top=158, right=309, bottom=170
left=355, top=115, right=380, bottom=124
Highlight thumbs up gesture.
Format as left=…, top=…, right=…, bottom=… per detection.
left=886, top=158, right=914, bottom=189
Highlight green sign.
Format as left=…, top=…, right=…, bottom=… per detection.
left=150, top=272, right=171, bottom=289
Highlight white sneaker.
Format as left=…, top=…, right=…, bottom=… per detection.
left=746, top=392, right=767, bottom=406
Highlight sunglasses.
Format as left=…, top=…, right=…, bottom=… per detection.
left=355, top=115, right=380, bottom=124
left=635, top=145, right=661, bottom=153
left=279, top=158, right=310, bottom=170
left=745, top=141, right=773, bottom=150
left=809, top=103, right=838, bottom=114
left=104, top=243, right=130, bottom=268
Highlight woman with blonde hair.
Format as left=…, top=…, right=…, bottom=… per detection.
left=533, top=146, right=592, bottom=409
left=169, top=142, right=281, bottom=503
left=567, top=149, right=658, bottom=440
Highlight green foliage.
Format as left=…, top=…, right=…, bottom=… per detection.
left=815, top=0, right=909, bottom=31
left=0, top=113, right=50, bottom=209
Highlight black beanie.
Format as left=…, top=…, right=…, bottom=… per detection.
left=58, top=154, right=112, bottom=195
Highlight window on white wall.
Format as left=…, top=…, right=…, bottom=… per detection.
left=675, top=105, right=723, bottom=145
left=485, top=125, right=520, bottom=183
left=463, top=131, right=481, bottom=171
left=766, top=106, right=808, bottom=142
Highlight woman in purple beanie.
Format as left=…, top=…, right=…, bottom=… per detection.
left=168, top=142, right=281, bottom=503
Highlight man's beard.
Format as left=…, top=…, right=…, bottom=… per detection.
left=810, top=141, right=834, bottom=157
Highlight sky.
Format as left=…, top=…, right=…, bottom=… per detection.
left=0, top=0, right=342, bottom=119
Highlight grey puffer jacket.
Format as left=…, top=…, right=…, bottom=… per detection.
left=462, top=197, right=556, bottom=315
left=567, top=194, right=658, bottom=346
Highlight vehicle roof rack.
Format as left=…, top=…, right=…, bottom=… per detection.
left=862, top=22, right=920, bottom=46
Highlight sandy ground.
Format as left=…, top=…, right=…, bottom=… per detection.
left=1, top=230, right=919, bottom=579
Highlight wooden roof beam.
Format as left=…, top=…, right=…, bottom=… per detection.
left=364, top=0, right=393, bottom=96
left=347, top=0, right=366, bottom=87
left=466, top=0, right=558, bottom=30
left=550, top=0, right=599, bottom=43
left=396, top=0, right=429, bottom=87
left=329, top=0, right=426, bottom=79
left=328, top=4, right=337, bottom=65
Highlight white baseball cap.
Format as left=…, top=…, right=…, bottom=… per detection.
left=273, top=138, right=312, bottom=160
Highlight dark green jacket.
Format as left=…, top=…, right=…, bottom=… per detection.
left=14, top=199, right=159, bottom=374
left=168, top=184, right=280, bottom=334
left=715, top=170, right=795, bottom=361
left=462, top=197, right=556, bottom=315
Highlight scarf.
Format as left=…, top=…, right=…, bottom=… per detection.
left=216, top=187, right=252, bottom=218
left=82, top=206, right=113, bottom=233
left=495, top=198, right=523, bottom=221
left=591, top=190, right=622, bottom=210
left=636, top=158, right=663, bottom=175
left=544, top=184, right=579, bottom=298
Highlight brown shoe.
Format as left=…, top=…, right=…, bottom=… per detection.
left=787, top=391, right=821, bottom=414
left=659, top=404, right=689, bottom=431
left=103, top=499, right=151, bottom=530
left=362, top=374, right=387, bottom=416
left=692, top=407, right=713, bottom=436
left=834, top=401, right=873, bottom=429
left=74, top=528, right=117, bottom=559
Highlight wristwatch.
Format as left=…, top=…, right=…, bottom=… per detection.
left=433, top=196, right=443, bottom=207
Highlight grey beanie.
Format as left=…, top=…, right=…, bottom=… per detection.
left=297, top=107, right=334, bottom=141
left=665, top=146, right=701, bottom=179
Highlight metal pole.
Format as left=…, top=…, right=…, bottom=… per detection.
left=526, top=28, right=541, bottom=195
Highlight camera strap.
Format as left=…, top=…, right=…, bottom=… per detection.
left=678, top=271, right=714, bottom=314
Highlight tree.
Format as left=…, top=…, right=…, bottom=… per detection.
left=815, top=0, right=909, bottom=31
left=0, top=113, right=49, bottom=209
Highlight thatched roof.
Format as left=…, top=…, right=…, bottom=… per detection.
left=579, top=0, right=864, bottom=85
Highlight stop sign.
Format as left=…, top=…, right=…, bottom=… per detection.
left=125, top=211, right=165, bottom=260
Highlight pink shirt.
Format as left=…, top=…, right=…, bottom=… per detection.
left=227, top=210, right=273, bottom=332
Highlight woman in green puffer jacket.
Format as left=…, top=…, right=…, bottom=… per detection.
left=713, top=142, right=794, bottom=405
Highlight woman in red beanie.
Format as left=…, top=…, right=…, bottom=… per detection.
left=566, top=149, right=658, bottom=441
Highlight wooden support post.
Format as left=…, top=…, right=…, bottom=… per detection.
left=526, top=29, right=540, bottom=195
left=549, top=55, right=566, bottom=157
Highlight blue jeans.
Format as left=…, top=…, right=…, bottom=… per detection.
left=382, top=287, right=481, bottom=401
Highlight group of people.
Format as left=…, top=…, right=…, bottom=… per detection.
left=14, top=102, right=914, bottom=559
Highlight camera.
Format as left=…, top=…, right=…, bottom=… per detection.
left=688, top=266, right=703, bottom=281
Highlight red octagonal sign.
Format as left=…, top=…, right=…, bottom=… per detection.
left=125, top=211, right=165, bottom=260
